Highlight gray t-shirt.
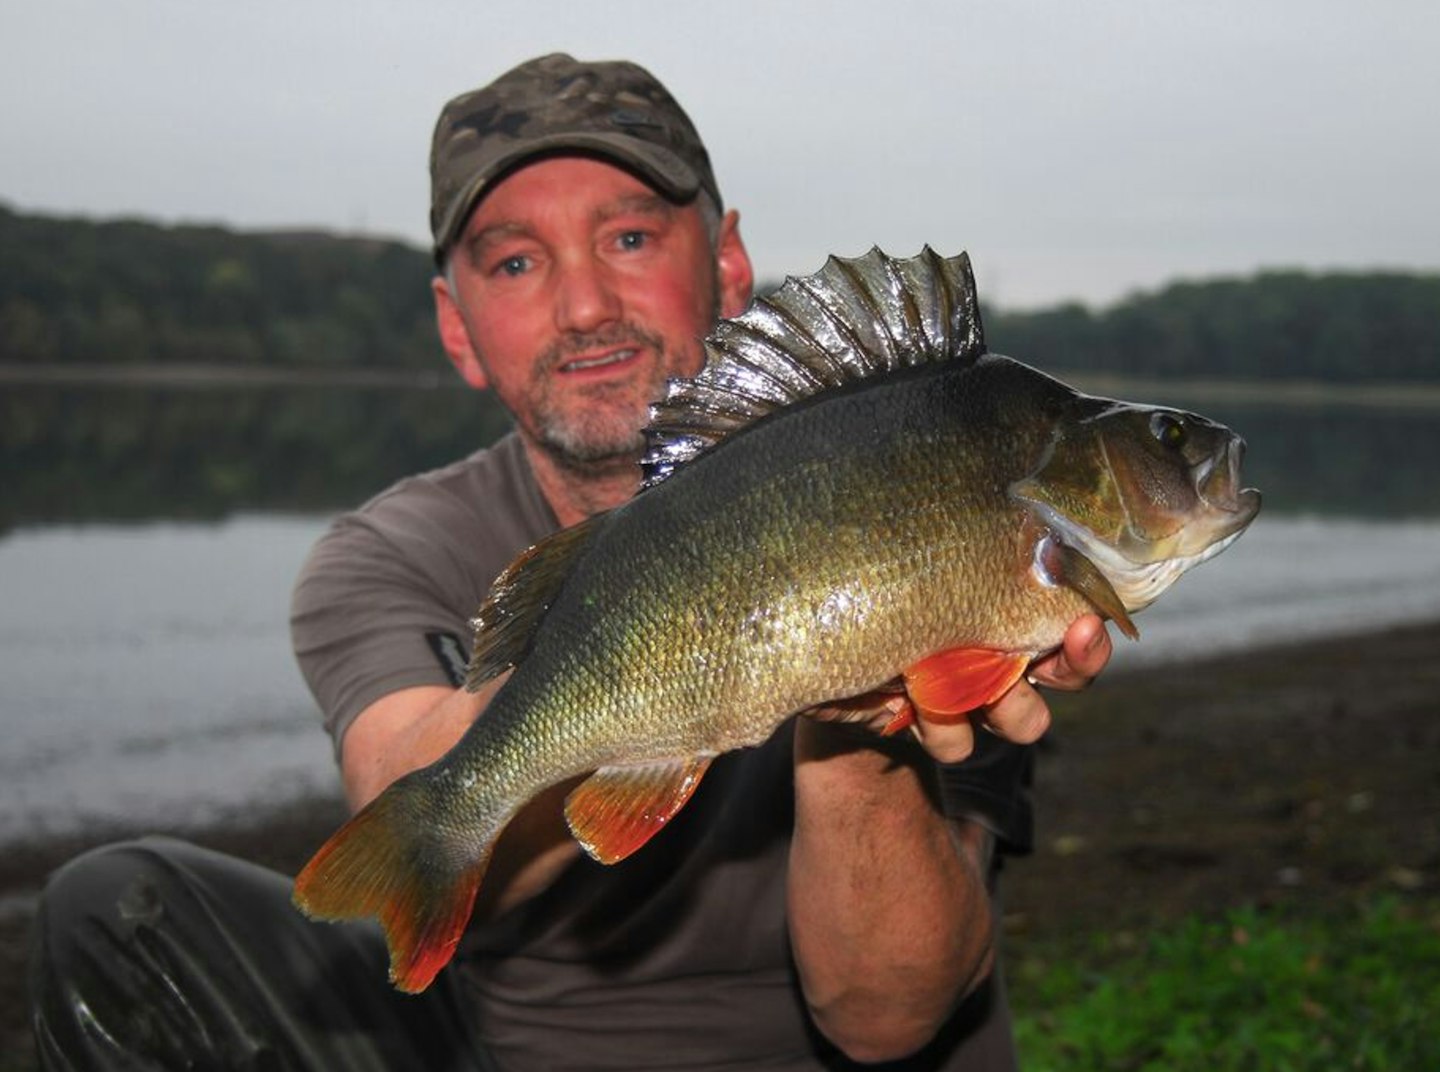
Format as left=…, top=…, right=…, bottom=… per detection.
left=292, top=432, right=556, bottom=751
left=290, top=431, right=1016, bottom=1071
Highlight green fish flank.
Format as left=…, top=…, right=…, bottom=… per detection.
left=292, top=248, right=1261, bottom=992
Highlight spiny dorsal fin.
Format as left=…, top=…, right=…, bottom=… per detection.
left=465, top=514, right=605, bottom=689
left=642, top=247, right=985, bottom=487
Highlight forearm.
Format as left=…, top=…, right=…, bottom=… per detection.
left=788, top=719, right=996, bottom=1062
left=340, top=676, right=503, bottom=810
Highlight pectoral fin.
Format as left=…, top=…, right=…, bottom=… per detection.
left=903, top=648, right=1032, bottom=723
left=565, top=756, right=715, bottom=865
left=1043, top=538, right=1139, bottom=640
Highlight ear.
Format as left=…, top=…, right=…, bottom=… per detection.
left=432, top=274, right=489, bottom=390
left=713, top=209, right=755, bottom=318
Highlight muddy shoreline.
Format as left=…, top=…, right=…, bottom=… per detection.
left=5, top=619, right=1438, bottom=1068
left=1006, top=618, right=1440, bottom=939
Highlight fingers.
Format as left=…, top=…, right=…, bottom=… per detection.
left=916, top=617, right=1111, bottom=764
left=979, top=678, right=1052, bottom=744
left=1027, top=614, right=1112, bottom=691
left=911, top=718, right=978, bottom=765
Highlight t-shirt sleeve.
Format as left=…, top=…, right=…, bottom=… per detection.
left=289, top=495, right=475, bottom=756
left=290, top=435, right=554, bottom=760
left=290, top=465, right=547, bottom=761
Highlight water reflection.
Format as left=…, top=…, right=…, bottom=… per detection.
left=2, top=383, right=1437, bottom=529
left=3, top=383, right=511, bottom=531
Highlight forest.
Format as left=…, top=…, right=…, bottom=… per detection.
left=3, top=202, right=1438, bottom=382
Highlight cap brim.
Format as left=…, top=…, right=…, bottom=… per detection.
left=434, top=133, right=704, bottom=262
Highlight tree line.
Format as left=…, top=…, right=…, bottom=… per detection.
left=0, top=203, right=438, bottom=370
left=3, top=203, right=1437, bottom=382
left=985, top=272, right=1440, bottom=383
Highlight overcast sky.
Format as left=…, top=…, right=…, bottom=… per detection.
left=3, top=1, right=1436, bottom=309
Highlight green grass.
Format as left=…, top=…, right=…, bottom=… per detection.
left=1010, top=898, right=1440, bottom=1071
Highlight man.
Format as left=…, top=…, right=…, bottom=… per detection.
left=31, top=54, right=1109, bottom=1070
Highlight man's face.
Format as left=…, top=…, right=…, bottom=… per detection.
left=434, top=156, right=752, bottom=473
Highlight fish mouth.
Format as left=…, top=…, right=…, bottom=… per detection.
left=1193, top=437, right=1263, bottom=543
left=1197, top=437, right=1261, bottom=516
left=1208, top=486, right=1263, bottom=540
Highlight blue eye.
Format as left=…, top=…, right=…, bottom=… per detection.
left=618, top=231, right=647, bottom=251
left=498, top=255, right=530, bottom=277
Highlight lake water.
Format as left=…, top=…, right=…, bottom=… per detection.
left=0, top=517, right=334, bottom=843
left=3, top=511, right=1438, bottom=846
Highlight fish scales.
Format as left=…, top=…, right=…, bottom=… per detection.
left=464, top=363, right=1073, bottom=790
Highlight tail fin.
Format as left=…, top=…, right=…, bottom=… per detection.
left=292, top=777, right=493, bottom=993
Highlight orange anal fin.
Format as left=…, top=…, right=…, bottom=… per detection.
left=565, top=756, right=714, bottom=865
left=903, top=648, right=1032, bottom=724
left=293, top=783, right=490, bottom=994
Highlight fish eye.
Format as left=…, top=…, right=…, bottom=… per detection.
left=1150, top=413, right=1187, bottom=450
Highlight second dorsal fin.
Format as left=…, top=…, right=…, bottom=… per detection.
left=465, top=514, right=605, bottom=689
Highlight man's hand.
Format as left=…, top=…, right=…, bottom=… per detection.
left=911, top=614, right=1113, bottom=764
left=788, top=615, right=1112, bottom=1057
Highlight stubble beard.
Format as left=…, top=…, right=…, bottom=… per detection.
left=526, top=320, right=690, bottom=477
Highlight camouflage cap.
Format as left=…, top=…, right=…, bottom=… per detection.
left=430, top=53, right=722, bottom=263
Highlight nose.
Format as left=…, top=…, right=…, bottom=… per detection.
left=554, top=254, right=621, bottom=334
